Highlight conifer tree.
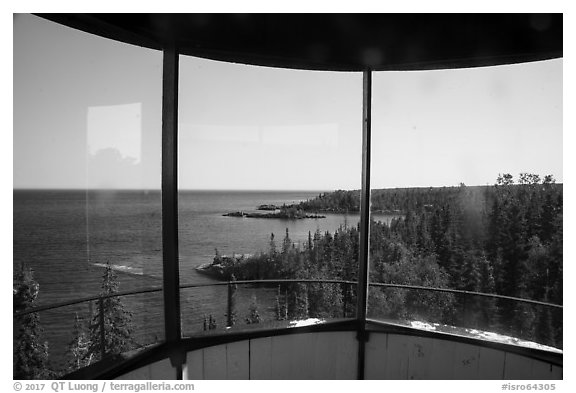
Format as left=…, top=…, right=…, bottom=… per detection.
left=87, top=262, right=133, bottom=362
left=291, top=283, right=309, bottom=319
left=203, top=315, right=218, bottom=331
left=459, top=251, right=483, bottom=292
left=209, top=315, right=217, bottom=330
left=66, top=313, right=92, bottom=372
left=269, top=233, right=277, bottom=255
left=275, top=285, right=285, bottom=321
left=13, top=266, right=52, bottom=379
left=245, top=295, right=262, bottom=324
left=282, top=228, right=292, bottom=255
left=226, top=274, right=237, bottom=327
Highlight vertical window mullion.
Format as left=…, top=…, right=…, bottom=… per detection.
left=356, top=69, right=372, bottom=379
left=161, top=44, right=181, bottom=346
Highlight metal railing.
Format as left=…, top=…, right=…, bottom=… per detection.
left=14, top=278, right=562, bottom=317
left=14, top=278, right=563, bottom=360
left=369, top=282, right=563, bottom=309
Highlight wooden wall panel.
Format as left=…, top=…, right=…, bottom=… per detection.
left=452, top=342, right=480, bottom=379
left=531, top=359, right=556, bottom=380
left=149, top=358, right=177, bottom=380
left=250, top=337, right=272, bottom=379
left=291, top=333, right=316, bottom=379
left=406, top=336, right=434, bottom=380
left=313, top=332, right=340, bottom=379
left=364, top=332, right=388, bottom=379
left=383, top=334, right=410, bottom=379
left=427, top=340, right=458, bottom=380
left=504, top=352, right=535, bottom=380
left=428, top=338, right=456, bottom=379
left=184, top=349, right=204, bottom=380
left=366, top=333, right=561, bottom=380
left=226, top=341, right=249, bottom=379
left=203, top=344, right=227, bottom=380
left=478, top=347, right=505, bottom=379
left=334, top=332, right=358, bottom=379
left=270, top=334, right=296, bottom=379
left=504, top=353, right=562, bottom=380
left=268, top=332, right=357, bottom=379
left=551, top=365, right=563, bottom=380
left=174, top=332, right=562, bottom=380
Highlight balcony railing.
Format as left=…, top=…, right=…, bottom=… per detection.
left=14, top=279, right=563, bottom=378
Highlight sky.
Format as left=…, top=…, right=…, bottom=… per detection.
left=370, top=61, right=563, bottom=188
left=13, top=13, right=563, bottom=190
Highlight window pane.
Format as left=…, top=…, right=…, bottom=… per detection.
left=178, top=56, right=362, bottom=335
left=368, top=60, right=563, bottom=350
left=13, top=14, right=163, bottom=378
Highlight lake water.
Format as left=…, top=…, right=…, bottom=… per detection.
left=13, top=189, right=396, bottom=367
left=13, top=190, right=394, bottom=301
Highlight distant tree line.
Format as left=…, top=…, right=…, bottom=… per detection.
left=213, top=173, right=563, bottom=347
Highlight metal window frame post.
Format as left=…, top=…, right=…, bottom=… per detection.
left=356, top=69, right=372, bottom=380
left=161, top=44, right=185, bottom=378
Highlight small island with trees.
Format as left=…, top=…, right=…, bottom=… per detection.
left=224, top=205, right=325, bottom=219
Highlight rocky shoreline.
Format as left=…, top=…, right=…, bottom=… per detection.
left=223, top=210, right=325, bottom=219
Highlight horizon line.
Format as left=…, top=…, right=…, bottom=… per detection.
left=13, top=182, right=563, bottom=192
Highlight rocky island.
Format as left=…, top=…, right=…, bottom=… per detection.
left=224, top=206, right=325, bottom=219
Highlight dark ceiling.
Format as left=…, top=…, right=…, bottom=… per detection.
left=39, top=14, right=563, bottom=71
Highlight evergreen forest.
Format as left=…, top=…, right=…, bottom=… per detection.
left=210, top=173, right=563, bottom=348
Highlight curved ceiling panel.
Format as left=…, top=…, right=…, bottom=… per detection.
left=38, top=13, right=562, bottom=71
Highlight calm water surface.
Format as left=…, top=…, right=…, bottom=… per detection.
left=13, top=189, right=396, bottom=367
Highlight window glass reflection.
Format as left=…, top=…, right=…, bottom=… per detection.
left=368, top=60, right=563, bottom=350
left=178, top=56, right=363, bottom=335
left=13, top=14, right=163, bottom=378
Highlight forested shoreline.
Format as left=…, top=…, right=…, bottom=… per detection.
left=209, top=173, right=563, bottom=347
left=14, top=173, right=563, bottom=378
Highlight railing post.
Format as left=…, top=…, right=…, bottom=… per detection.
left=284, top=289, right=289, bottom=320
left=98, top=297, right=106, bottom=360
left=227, top=281, right=233, bottom=327
left=343, top=283, right=348, bottom=318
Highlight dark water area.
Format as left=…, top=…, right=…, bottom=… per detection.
left=13, top=189, right=396, bottom=370
left=13, top=189, right=398, bottom=301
